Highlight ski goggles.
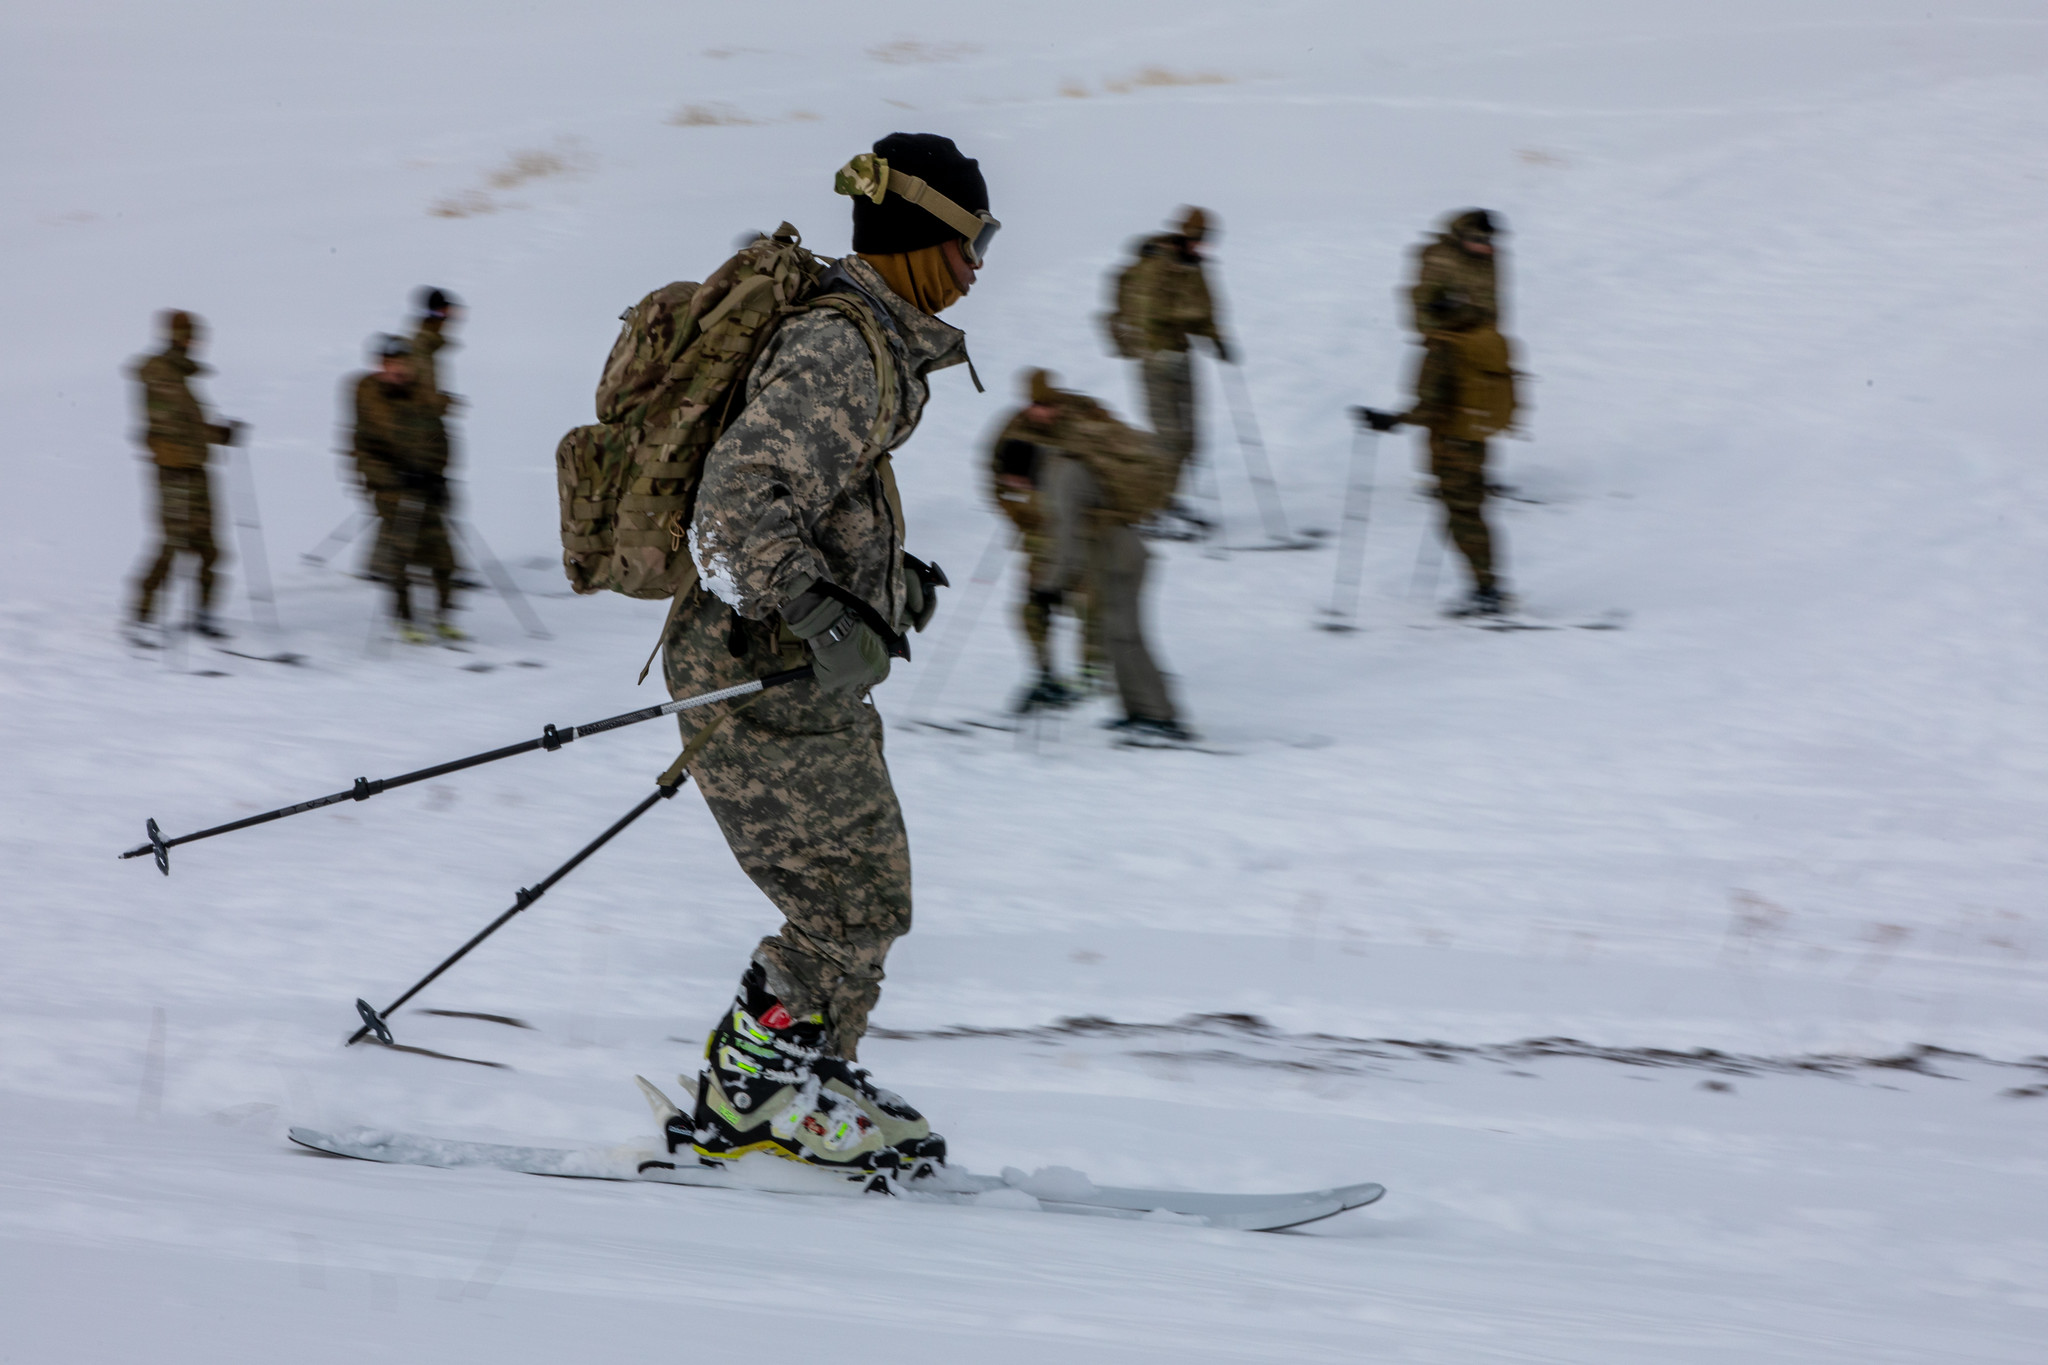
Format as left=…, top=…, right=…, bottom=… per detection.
left=835, top=152, right=1001, bottom=267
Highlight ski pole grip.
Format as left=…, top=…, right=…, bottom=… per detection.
left=761, top=665, right=817, bottom=691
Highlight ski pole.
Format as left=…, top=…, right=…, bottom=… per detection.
left=349, top=763, right=688, bottom=1047
left=1410, top=516, right=1444, bottom=604
left=302, top=512, right=367, bottom=567
left=453, top=519, right=552, bottom=641
left=118, top=666, right=814, bottom=872
left=1217, top=360, right=1295, bottom=543
left=1319, top=423, right=1380, bottom=631
left=907, top=524, right=1011, bottom=723
left=229, top=444, right=282, bottom=634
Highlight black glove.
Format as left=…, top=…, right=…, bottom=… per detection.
left=783, top=584, right=891, bottom=695
left=1353, top=406, right=1404, bottom=433
left=902, top=553, right=949, bottom=633
left=224, top=420, right=247, bottom=447
left=1212, top=336, right=1234, bottom=365
left=1029, top=587, right=1063, bottom=612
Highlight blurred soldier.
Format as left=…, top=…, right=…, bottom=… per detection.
left=1365, top=209, right=1521, bottom=616
left=350, top=335, right=461, bottom=642
left=1103, top=206, right=1233, bottom=537
left=409, top=286, right=462, bottom=403
left=129, top=309, right=243, bottom=644
left=1008, top=370, right=1191, bottom=741
left=989, top=403, right=1104, bottom=710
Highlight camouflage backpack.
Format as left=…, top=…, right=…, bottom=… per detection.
left=1100, top=235, right=1170, bottom=360
left=555, top=223, right=898, bottom=599
left=1043, top=392, right=1176, bottom=524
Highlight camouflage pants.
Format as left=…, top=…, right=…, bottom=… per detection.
left=662, top=590, right=911, bottom=1061
left=1096, top=524, right=1177, bottom=723
left=1428, top=433, right=1496, bottom=592
left=369, top=489, right=457, bottom=620
left=1019, top=530, right=1102, bottom=676
left=134, top=465, right=220, bottom=620
left=1139, top=349, right=1197, bottom=478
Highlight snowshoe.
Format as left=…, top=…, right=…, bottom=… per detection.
left=679, top=963, right=944, bottom=1182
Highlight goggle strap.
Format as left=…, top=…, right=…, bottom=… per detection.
left=834, top=153, right=991, bottom=245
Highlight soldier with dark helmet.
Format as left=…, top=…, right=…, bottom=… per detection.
left=1103, top=206, right=1233, bottom=537
left=129, top=309, right=244, bottom=644
left=659, top=132, right=995, bottom=1178
left=1363, top=209, right=1522, bottom=617
left=349, top=334, right=460, bottom=642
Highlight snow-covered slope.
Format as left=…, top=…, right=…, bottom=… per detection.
left=3, top=3, right=2044, bottom=1360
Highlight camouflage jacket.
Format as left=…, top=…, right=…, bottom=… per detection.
left=350, top=372, right=449, bottom=493
left=1126, top=236, right=1221, bottom=355
left=1407, top=233, right=1499, bottom=337
left=133, top=346, right=231, bottom=469
left=688, top=255, right=968, bottom=629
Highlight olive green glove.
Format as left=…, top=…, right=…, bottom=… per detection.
left=783, top=583, right=891, bottom=695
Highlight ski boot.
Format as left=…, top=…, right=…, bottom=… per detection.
left=676, top=963, right=946, bottom=1186
left=1449, top=585, right=1513, bottom=618
left=434, top=619, right=469, bottom=643
left=188, top=610, right=231, bottom=641
left=1107, top=715, right=1198, bottom=744
left=1012, top=670, right=1078, bottom=714
left=1078, top=661, right=1114, bottom=696
left=396, top=621, right=432, bottom=645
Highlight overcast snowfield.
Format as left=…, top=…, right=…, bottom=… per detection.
left=4, top=1, right=2046, bottom=1360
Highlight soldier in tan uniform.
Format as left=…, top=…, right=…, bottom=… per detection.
left=659, top=133, right=995, bottom=1177
left=129, top=310, right=243, bottom=643
left=1105, top=207, right=1233, bottom=536
left=1364, top=210, right=1521, bottom=616
left=349, top=335, right=459, bottom=642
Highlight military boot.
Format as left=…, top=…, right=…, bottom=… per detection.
left=678, top=962, right=945, bottom=1182
left=188, top=610, right=232, bottom=641
left=1450, top=585, right=1513, bottom=618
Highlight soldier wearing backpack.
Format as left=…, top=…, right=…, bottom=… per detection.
left=128, top=309, right=244, bottom=645
left=1102, top=206, right=1233, bottom=537
left=1362, top=210, right=1522, bottom=617
left=555, top=133, right=996, bottom=1182
left=1005, top=369, right=1191, bottom=742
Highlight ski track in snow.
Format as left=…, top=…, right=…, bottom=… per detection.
left=3, top=2, right=2046, bottom=1360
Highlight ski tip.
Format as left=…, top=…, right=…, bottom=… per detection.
left=632, top=1074, right=681, bottom=1124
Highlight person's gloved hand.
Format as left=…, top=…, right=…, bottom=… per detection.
left=224, top=420, right=248, bottom=446
left=1353, top=406, right=1404, bottom=433
left=901, top=553, right=948, bottom=632
left=783, top=584, right=890, bottom=695
left=1212, top=335, right=1234, bottom=365
left=1029, top=587, right=1063, bottom=612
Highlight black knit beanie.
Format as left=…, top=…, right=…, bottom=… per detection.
left=851, top=133, right=989, bottom=255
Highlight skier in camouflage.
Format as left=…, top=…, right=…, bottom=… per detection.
left=662, top=133, right=993, bottom=1179
left=129, top=310, right=243, bottom=643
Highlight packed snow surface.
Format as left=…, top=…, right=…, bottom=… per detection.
left=3, top=2, right=2045, bottom=1360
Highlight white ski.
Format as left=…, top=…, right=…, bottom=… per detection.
left=287, top=1124, right=1384, bottom=1232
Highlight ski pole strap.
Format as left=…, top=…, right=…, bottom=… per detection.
left=806, top=580, right=911, bottom=661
